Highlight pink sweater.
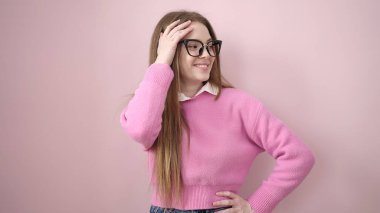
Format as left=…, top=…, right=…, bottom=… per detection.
left=120, top=63, right=315, bottom=213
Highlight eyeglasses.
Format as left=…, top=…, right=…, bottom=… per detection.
left=178, top=39, right=222, bottom=57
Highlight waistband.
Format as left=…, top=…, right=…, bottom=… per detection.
left=150, top=205, right=232, bottom=213
left=151, top=184, right=241, bottom=210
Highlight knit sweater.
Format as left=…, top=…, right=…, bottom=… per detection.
left=119, top=63, right=315, bottom=213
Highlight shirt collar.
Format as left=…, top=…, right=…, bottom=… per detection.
left=178, top=81, right=219, bottom=102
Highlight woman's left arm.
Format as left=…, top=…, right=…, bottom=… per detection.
left=243, top=97, right=316, bottom=213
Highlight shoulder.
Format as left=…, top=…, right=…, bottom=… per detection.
left=220, top=87, right=263, bottom=107
left=220, top=87, right=264, bottom=129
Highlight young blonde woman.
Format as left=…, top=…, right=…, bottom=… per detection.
left=120, top=10, right=315, bottom=213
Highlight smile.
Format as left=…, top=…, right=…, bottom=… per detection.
left=194, top=64, right=208, bottom=68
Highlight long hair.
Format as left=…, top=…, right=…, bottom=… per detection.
left=126, top=10, right=234, bottom=208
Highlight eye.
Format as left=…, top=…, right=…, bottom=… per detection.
left=187, top=41, right=201, bottom=49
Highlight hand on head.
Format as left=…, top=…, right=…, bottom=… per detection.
left=155, top=19, right=193, bottom=65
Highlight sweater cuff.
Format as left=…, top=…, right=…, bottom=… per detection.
left=144, top=63, right=174, bottom=88
left=247, top=186, right=283, bottom=213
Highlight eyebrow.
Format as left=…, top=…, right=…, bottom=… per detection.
left=189, top=38, right=213, bottom=43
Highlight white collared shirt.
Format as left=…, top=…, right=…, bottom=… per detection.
left=178, top=81, right=219, bottom=101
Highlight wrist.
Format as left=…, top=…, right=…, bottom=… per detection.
left=154, top=57, right=171, bottom=65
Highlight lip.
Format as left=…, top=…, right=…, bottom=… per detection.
left=193, top=64, right=210, bottom=71
left=193, top=61, right=211, bottom=66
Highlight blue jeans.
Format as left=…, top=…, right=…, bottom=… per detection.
left=149, top=205, right=232, bottom=213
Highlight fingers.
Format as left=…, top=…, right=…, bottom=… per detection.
left=216, top=191, right=238, bottom=199
left=167, top=20, right=192, bottom=38
left=213, top=199, right=234, bottom=207
left=213, top=191, right=237, bottom=210
left=162, top=19, right=181, bottom=36
left=162, top=20, right=193, bottom=41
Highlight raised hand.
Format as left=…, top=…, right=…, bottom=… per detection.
left=155, top=19, right=193, bottom=65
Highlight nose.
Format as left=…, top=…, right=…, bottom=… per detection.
left=199, top=46, right=211, bottom=58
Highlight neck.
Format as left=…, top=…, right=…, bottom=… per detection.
left=180, top=81, right=205, bottom=98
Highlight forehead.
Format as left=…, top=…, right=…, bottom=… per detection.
left=184, top=22, right=212, bottom=42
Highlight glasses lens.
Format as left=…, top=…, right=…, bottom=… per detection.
left=186, top=40, right=203, bottom=56
left=207, top=41, right=221, bottom=57
left=185, top=40, right=221, bottom=57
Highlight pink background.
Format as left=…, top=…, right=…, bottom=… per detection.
left=1, top=0, right=379, bottom=212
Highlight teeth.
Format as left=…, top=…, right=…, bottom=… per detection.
left=195, top=64, right=208, bottom=67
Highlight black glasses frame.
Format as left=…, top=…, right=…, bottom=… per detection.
left=178, top=39, right=222, bottom=57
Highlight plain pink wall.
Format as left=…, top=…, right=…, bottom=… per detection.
left=1, top=0, right=379, bottom=212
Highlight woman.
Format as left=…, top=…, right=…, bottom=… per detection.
left=120, top=10, right=315, bottom=213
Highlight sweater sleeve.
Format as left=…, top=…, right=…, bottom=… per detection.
left=119, top=63, right=174, bottom=151
left=245, top=98, right=316, bottom=213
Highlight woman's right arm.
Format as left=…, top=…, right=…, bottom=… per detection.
left=119, top=63, right=174, bottom=151
left=120, top=19, right=193, bottom=151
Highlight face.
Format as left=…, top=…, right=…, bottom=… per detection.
left=178, top=22, right=216, bottom=87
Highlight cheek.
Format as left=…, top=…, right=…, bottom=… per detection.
left=182, top=56, right=195, bottom=70
left=179, top=50, right=193, bottom=68
left=187, top=58, right=196, bottom=68
left=179, top=57, right=195, bottom=77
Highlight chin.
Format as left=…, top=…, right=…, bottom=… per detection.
left=200, top=76, right=211, bottom=82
